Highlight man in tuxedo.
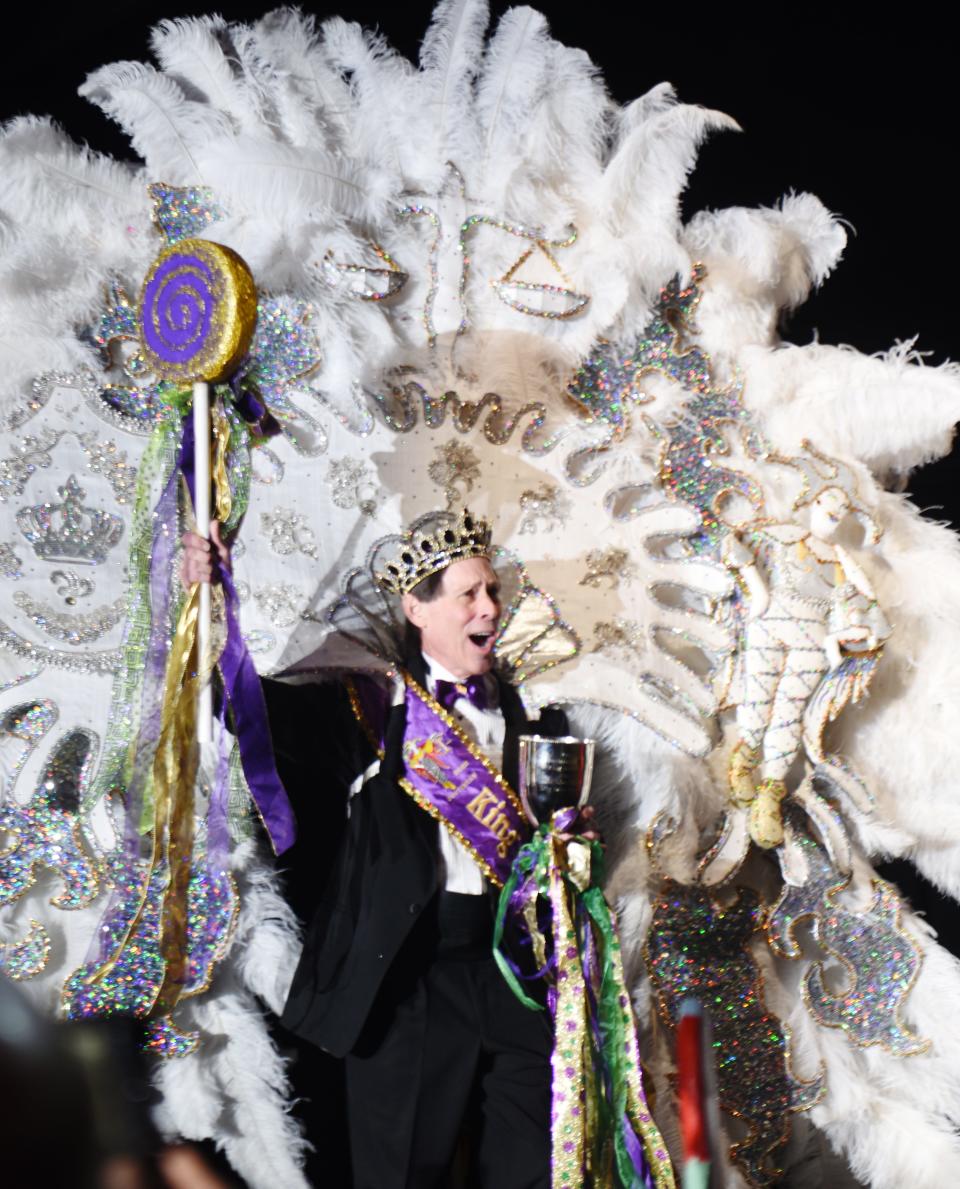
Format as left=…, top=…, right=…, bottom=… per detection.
left=184, top=510, right=566, bottom=1188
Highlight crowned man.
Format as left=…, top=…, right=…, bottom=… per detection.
left=183, top=508, right=575, bottom=1189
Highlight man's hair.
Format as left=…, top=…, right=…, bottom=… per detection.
left=402, top=567, right=446, bottom=654
left=408, top=569, right=446, bottom=603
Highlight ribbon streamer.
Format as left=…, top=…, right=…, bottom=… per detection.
left=495, top=814, right=675, bottom=1189
left=86, top=382, right=294, bottom=1021
left=180, top=390, right=295, bottom=856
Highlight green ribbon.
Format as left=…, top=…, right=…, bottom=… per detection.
left=494, top=822, right=675, bottom=1189
left=492, top=822, right=553, bottom=1011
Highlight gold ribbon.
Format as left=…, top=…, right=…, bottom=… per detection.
left=88, top=398, right=233, bottom=1017
left=549, top=832, right=589, bottom=1187
left=547, top=833, right=675, bottom=1189
left=608, top=933, right=674, bottom=1189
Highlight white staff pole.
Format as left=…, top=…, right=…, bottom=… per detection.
left=193, top=379, right=213, bottom=743
left=139, top=238, right=256, bottom=747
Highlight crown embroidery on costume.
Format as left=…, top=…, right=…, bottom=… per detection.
left=16, top=475, right=124, bottom=565
left=374, top=508, right=492, bottom=595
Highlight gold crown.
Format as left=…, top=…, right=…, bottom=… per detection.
left=374, top=509, right=492, bottom=595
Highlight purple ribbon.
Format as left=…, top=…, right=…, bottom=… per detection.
left=181, top=406, right=295, bottom=855
left=228, top=368, right=281, bottom=438
left=622, top=1120, right=658, bottom=1189
left=218, top=562, right=296, bottom=854
left=178, top=410, right=197, bottom=504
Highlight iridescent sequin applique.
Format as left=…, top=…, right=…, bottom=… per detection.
left=767, top=828, right=930, bottom=1056
left=62, top=857, right=238, bottom=1032
left=567, top=268, right=762, bottom=527
left=646, top=880, right=823, bottom=1186
left=148, top=183, right=228, bottom=244
left=0, top=919, right=51, bottom=979
left=0, top=725, right=101, bottom=910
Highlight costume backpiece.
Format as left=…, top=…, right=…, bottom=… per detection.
left=3, top=5, right=960, bottom=1187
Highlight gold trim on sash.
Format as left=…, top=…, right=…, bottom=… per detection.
left=345, top=670, right=526, bottom=888
left=402, top=671, right=525, bottom=817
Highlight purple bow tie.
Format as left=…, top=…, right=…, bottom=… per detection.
left=434, top=676, right=489, bottom=712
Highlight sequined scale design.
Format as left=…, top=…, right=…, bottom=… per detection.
left=62, top=854, right=238, bottom=1037
left=566, top=266, right=714, bottom=433
left=566, top=268, right=757, bottom=511
left=0, top=919, right=51, bottom=980
left=0, top=711, right=101, bottom=911
left=646, top=880, right=824, bottom=1187
left=767, top=828, right=930, bottom=1056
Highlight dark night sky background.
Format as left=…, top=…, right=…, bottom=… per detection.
left=3, top=7, right=959, bottom=517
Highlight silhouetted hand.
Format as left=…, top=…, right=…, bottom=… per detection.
left=181, top=521, right=231, bottom=589
left=559, top=804, right=602, bottom=845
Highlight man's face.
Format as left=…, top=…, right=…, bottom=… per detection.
left=402, top=556, right=501, bottom=680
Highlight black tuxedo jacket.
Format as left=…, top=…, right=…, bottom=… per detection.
left=269, top=655, right=567, bottom=1057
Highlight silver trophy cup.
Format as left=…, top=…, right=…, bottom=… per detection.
left=517, top=735, right=595, bottom=827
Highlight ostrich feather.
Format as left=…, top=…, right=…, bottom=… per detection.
left=603, top=98, right=739, bottom=237
left=738, top=340, right=960, bottom=472
left=836, top=502, right=960, bottom=897
left=599, top=96, right=738, bottom=331
left=153, top=843, right=308, bottom=1188
left=156, top=990, right=310, bottom=1189
left=149, top=16, right=265, bottom=136
left=492, top=37, right=608, bottom=217
left=688, top=192, right=847, bottom=295
left=418, top=0, right=489, bottom=167
left=79, top=60, right=233, bottom=182
left=0, top=117, right=141, bottom=223
left=228, top=841, right=302, bottom=1016
left=680, top=198, right=845, bottom=351
left=320, top=16, right=421, bottom=186
left=0, top=119, right=147, bottom=346
left=195, top=135, right=393, bottom=230
left=252, top=9, right=354, bottom=151
left=474, top=6, right=555, bottom=191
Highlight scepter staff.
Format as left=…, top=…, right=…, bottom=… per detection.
left=138, top=237, right=258, bottom=742
left=77, top=239, right=295, bottom=1024
left=192, top=378, right=212, bottom=741
left=108, top=236, right=277, bottom=1018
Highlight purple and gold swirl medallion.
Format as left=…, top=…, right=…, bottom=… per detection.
left=137, top=237, right=257, bottom=383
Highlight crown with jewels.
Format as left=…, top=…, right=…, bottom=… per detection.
left=16, top=475, right=124, bottom=566
left=374, top=508, right=492, bottom=596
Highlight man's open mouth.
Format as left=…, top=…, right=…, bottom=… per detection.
left=469, top=631, right=495, bottom=648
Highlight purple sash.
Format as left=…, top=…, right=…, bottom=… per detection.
left=348, top=672, right=529, bottom=886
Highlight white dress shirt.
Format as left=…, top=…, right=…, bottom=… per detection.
left=346, top=656, right=505, bottom=894
left=422, top=654, right=504, bottom=895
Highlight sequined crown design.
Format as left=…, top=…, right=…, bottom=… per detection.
left=374, top=509, right=492, bottom=595
left=16, top=475, right=123, bottom=566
